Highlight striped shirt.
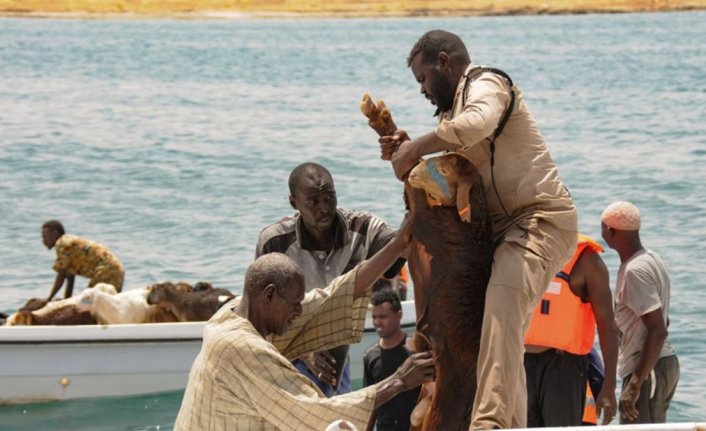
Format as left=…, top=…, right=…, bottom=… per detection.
left=174, top=268, right=376, bottom=431
left=256, top=208, right=401, bottom=291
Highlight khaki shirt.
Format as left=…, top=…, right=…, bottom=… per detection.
left=174, top=267, right=376, bottom=431
left=435, top=65, right=577, bottom=251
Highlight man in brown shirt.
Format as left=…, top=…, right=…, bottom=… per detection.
left=379, top=30, right=578, bottom=428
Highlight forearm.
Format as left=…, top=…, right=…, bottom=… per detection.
left=64, top=275, right=75, bottom=298
left=372, top=375, right=407, bottom=409
left=631, top=329, right=667, bottom=383
left=411, top=131, right=457, bottom=157
left=354, top=238, right=407, bottom=298
left=47, top=272, right=66, bottom=300
left=597, top=326, right=619, bottom=388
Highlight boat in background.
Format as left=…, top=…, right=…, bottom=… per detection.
left=0, top=300, right=416, bottom=404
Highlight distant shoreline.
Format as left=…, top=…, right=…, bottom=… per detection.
left=1, top=0, right=705, bottom=20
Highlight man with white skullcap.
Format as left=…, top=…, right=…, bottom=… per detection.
left=601, top=202, right=679, bottom=423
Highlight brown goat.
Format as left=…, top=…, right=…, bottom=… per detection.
left=9, top=306, right=97, bottom=326
left=146, top=283, right=235, bottom=322
left=405, top=153, right=494, bottom=431
left=361, top=98, right=493, bottom=429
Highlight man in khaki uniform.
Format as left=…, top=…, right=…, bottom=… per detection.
left=379, top=30, right=578, bottom=428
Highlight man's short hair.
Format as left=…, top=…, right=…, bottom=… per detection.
left=407, top=29, right=470, bottom=67
left=288, top=162, right=333, bottom=196
left=42, top=220, right=65, bottom=235
left=371, top=288, right=402, bottom=313
left=244, top=253, right=304, bottom=297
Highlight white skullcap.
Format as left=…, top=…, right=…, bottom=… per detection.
left=601, top=201, right=641, bottom=231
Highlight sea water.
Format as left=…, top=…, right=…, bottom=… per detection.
left=0, top=11, right=704, bottom=429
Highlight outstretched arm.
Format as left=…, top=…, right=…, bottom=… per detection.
left=47, top=272, right=66, bottom=301
left=372, top=351, right=435, bottom=409
left=354, top=215, right=413, bottom=299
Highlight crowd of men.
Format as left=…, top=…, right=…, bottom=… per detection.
left=40, top=29, right=679, bottom=430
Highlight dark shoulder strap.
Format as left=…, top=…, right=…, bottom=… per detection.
left=479, top=67, right=515, bottom=140
left=462, top=66, right=526, bottom=235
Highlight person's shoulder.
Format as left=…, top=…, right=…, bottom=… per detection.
left=475, top=68, right=514, bottom=91
left=56, top=234, right=83, bottom=247
left=340, top=208, right=391, bottom=230
left=205, top=309, right=262, bottom=351
left=257, top=214, right=298, bottom=242
left=626, top=250, right=658, bottom=270
left=577, top=247, right=607, bottom=271
left=363, top=341, right=381, bottom=359
left=645, top=249, right=666, bottom=264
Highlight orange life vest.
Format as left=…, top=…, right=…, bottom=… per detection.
left=524, top=234, right=604, bottom=355
left=399, top=265, right=409, bottom=284
left=582, top=382, right=598, bottom=425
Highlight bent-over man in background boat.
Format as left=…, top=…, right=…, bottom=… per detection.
left=41, top=219, right=124, bottom=300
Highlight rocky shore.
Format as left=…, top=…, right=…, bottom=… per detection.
left=1, top=0, right=705, bottom=18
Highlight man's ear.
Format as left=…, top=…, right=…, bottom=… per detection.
left=288, top=196, right=297, bottom=211
left=263, top=284, right=277, bottom=303
left=438, top=52, right=450, bottom=70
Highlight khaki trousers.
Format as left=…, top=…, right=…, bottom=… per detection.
left=471, top=219, right=576, bottom=429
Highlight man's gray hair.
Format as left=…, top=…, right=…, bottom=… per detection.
left=244, top=253, right=304, bottom=296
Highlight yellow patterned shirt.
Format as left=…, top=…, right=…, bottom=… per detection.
left=53, top=234, right=124, bottom=288
left=174, top=267, right=376, bottom=431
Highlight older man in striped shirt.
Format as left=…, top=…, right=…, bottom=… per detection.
left=175, top=221, right=433, bottom=431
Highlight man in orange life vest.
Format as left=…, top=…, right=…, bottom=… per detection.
left=524, top=234, right=620, bottom=426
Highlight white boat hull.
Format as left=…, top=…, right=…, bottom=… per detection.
left=0, top=301, right=416, bottom=404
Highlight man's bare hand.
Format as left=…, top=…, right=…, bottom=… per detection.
left=379, top=130, right=410, bottom=161
left=394, top=351, right=436, bottom=390
left=302, top=351, right=337, bottom=386
left=596, top=386, right=618, bottom=424
left=619, top=376, right=642, bottom=421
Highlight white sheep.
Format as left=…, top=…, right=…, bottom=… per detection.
left=6, top=283, right=117, bottom=326
left=77, top=284, right=178, bottom=324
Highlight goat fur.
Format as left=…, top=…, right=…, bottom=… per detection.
left=5, top=283, right=117, bottom=326
left=146, top=283, right=235, bottom=322
left=405, top=153, right=494, bottom=431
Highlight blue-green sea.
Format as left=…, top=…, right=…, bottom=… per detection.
left=1, top=11, right=705, bottom=429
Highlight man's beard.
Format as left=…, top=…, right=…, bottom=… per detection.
left=435, top=80, right=456, bottom=113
